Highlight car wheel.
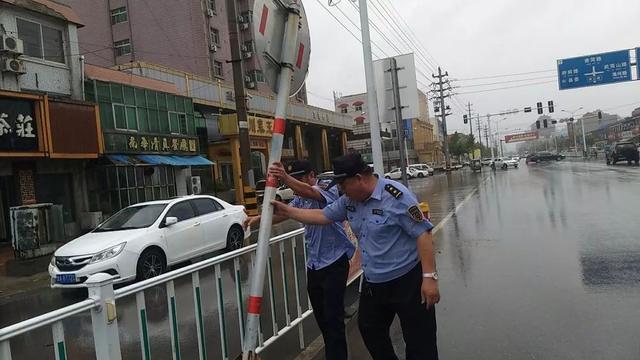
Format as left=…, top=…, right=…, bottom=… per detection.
left=418, top=173, right=424, bottom=178
left=385, top=176, right=391, bottom=179
left=226, top=225, right=245, bottom=251
left=502, top=164, right=507, bottom=170
left=136, top=248, right=166, bottom=281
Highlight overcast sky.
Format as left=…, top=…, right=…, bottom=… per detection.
left=301, top=0, right=640, bottom=136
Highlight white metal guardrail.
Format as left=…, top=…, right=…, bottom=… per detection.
left=0, top=228, right=361, bottom=360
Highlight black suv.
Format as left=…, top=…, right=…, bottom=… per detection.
left=526, top=151, right=565, bottom=163
left=607, top=141, right=639, bottom=165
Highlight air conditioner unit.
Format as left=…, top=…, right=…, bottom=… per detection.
left=0, top=35, right=24, bottom=54
left=240, top=23, right=250, bottom=31
left=2, top=58, right=25, bottom=74
left=242, top=51, right=252, bottom=59
left=241, top=45, right=248, bottom=52
left=238, top=15, right=246, bottom=23
left=190, top=176, right=202, bottom=195
left=209, top=44, right=218, bottom=52
left=206, top=8, right=214, bottom=17
left=246, top=81, right=256, bottom=89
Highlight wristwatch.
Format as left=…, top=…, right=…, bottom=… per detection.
left=422, top=271, right=438, bottom=280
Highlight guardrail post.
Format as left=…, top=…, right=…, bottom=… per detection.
left=85, top=273, right=122, bottom=360
left=0, top=340, right=11, bottom=360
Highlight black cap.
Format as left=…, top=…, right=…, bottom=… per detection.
left=327, top=153, right=371, bottom=188
left=286, top=160, right=314, bottom=178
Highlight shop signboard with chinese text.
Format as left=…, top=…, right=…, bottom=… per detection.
left=103, top=131, right=199, bottom=154
left=557, top=50, right=632, bottom=90
left=0, top=97, right=37, bottom=151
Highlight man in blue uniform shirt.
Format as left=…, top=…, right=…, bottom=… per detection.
left=245, top=160, right=355, bottom=360
left=271, top=153, right=440, bottom=360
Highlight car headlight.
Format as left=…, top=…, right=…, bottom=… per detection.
left=90, top=242, right=126, bottom=264
left=50, top=256, right=55, bottom=267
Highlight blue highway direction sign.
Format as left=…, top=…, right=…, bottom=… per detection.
left=557, top=50, right=631, bottom=90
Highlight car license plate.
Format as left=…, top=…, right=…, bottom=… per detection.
left=56, top=274, right=77, bottom=284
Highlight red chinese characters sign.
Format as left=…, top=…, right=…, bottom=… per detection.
left=504, top=131, right=539, bottom=144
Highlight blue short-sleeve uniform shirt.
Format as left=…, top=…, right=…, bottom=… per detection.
left=322, top=178, right=434, bottom=283
left=289, top=180, right=355, bottom=270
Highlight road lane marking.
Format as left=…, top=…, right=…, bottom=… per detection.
left=432, top=176, right=490, bottom=234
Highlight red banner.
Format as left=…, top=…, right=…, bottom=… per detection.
left=504, top=131, right=539, bottom=143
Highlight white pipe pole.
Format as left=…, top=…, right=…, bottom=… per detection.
left=357, top=0, right=384, bottom=174
left=241, top=3, right=300, bottom=359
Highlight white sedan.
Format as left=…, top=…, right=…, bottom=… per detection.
left=384, top=167, right=417, bottom=180
left=49, top=195, right=250, bottom=287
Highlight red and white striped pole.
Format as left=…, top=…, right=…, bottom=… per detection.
left=241, top=2, right=301, bottom=359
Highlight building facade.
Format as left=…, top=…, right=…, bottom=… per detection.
left=0, top=0, right=102, bottom=252
left=336, top=90, right=440, bottom=169
left=68, top=0, right=307, bottom=103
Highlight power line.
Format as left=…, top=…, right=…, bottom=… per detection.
left=457, top=80, right=557, bottom=95
left=454, top=69, right=557, bottom=81
left=453, top=75, right=558, bottom=88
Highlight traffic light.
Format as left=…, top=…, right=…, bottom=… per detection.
left=463, top=114, right=468, bottom=124
left=548, top=100, right=554, bottom=113
left=537, top=102, right=543, bottom=115
left=524, top=107, right=532, bottom=113
left=536, top=120, right=541, bottom=129
left=543, top=119, right=548, bottom=128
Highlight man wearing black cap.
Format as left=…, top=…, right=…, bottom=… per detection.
left=245, top=160, right=355, bottom=360
left=271, top=153, right=439, bottom=360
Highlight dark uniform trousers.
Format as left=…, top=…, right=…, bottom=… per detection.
left=307, top=254, right=350, bottom=360
left=358, top=264, right=438, bottom=360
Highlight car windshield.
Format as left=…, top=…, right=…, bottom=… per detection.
left=94, top=204, right=167, bottom=232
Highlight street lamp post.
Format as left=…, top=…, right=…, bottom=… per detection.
left=562, top=107, right=583, bottom=158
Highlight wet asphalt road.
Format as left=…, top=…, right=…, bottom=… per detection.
left=4, top=160, right=640, bottom=359
left=347, top=161, right=640, bottom=359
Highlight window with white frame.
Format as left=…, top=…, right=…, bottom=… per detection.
left=114, top=39, right=131, bottom=57
left=207, top=0, right=216, bottom=13
left=355, top=104, right=363, bottom=112
left=210, top=27, right=220, bottom=46
left=213, top=60, right=223, bottom=78
left=110, top=7, right=128, bottom=25
left=16, top=18, right=65, bottom=63
left=113, top=103, right=138, bottom=130
left=168, top=111, right=187, bottom=135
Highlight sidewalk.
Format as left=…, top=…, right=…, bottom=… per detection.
left=0, top=244, right=51, bottom=304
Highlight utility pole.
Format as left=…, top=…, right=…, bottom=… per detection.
left=357, top=0, right=384, bottom=174
left=483, top=125, right=489, bottom=156
left=432, top=67, right=452, bottom=168
left=388, top=57, right=408, bottom=186
left=487, top=115, right=494, bottom=160
left=467, top=102, right=474, bottom=137
left=226, top=0, right=256, bottom=214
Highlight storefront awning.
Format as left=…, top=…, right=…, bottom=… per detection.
left=107, top=154, right=214, bottom=166
left=136, top=155, right=215, bottom=166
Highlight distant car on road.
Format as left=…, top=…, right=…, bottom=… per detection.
left=256, top=180, right=295, bottom=203
left=408, top=164, right=433, bottom=177
left=503, top=158, right=519, bottom=168
left=607, top=141, right=639, bottom=165
left=526, top=152, right=565, bottom=164
left=481, top=158, right=493, bottom=166
left=470, top=159, right=482, bottom=172
left=49, top=196, right=250, bottom=287
left=384, top=167, right=417, bottom=180
left=492, top=158, right=508, bottom=170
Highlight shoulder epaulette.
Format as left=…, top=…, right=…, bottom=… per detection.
left=384, top=183, right=403, bottom=199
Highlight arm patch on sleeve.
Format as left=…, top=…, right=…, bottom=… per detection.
left=407, top=205, right=424, bottom=222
